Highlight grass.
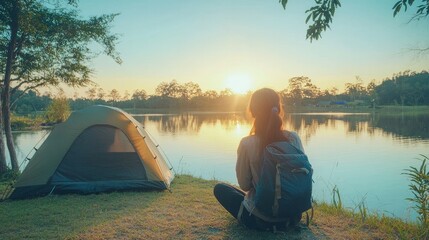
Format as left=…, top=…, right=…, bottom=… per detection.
left=0, top=175, right=422, bottom=240
left=11, top=114, right=44, bottom=130
left=314, top=202, right=419, bottom=240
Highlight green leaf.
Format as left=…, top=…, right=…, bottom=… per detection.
left=393, top=3, right=402, bottom=17
left=305, top=13, right=312, bottom=24
left=279, top=0, right=288, bottom=9
left=305, top=6, right=319, bottom=14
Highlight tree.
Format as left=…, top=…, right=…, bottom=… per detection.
left=279, top=0, right=429, bottom=42
left=287, top=76, right=320, bottom=105
left=344, top=77, right=367, bottom=101
left=132, top=89, right=147, bottom=108
left=0, top=0, right=120, bottom=173
left=132, top=89, right=147, bottom=101
left=181, top=82, right=202, bottom=100
left=203, top=90, right=218, bottom=99
left=155, top=80, right=182, bottom=98
left=85, top=87, right=97, bottom=100
left=376, top=79, right=399, bottom=105
left=329, top=87, right=338, bottom=96
left=318, top=86, right=339, bottom=101
left=219, top=88, right=233, bottom=97
left=375, top=70, right=429, bottom=105
left=97, top=87, right=106, bottom=100
left=367, top=80, right=378, bottom=106
left=108, top=89, right=121, bottom=103
left=0, top=114, right=5, bottom=173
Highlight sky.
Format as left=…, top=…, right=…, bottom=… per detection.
left=64, top=0, right=429, bottom=97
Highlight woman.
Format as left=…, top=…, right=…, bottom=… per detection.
left=213, top=88, right=305, bottom=230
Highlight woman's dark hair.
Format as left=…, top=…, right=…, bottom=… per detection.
left=249, top=88, right=288, bottom=149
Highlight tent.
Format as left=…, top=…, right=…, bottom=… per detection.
left=8, top=105, right=174, bottom=199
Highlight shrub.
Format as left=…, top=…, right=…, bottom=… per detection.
left=45, top=96, right=71, bottom=123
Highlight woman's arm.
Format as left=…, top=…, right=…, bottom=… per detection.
left=236, top=139, right=252, bottom=191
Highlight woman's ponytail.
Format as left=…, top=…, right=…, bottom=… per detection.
left=262, top=106, right=286, bottom=148
left=249, top=88, right=288, bottom=150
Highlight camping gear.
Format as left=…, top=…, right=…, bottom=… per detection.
left=8, top=105, right=174, bottom=199
left=254, top=141, right=312, bottom=219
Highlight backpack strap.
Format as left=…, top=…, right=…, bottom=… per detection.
left=305, top=205, right=314, bottom=227
left=270, top=141, right=305, bottom=155
left=237, top=201, right=245, bottom=222
left=292, top=168, right=310, bottom=174
left=272, top=163, right=282, bottom=217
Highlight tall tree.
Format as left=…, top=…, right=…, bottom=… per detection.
left=0, top=109, right=5, bottom=173
left=203, top=90, right=218, bottom=99
left=132, top=89, right=147, bottom=108
left=85, top=87, right=97, bottom=100
left=181, top=82, right=202, bottom=100
left=108, top=89, right=121, bottom=103
left=367, top=80, right=378, bottom=105
left=155, top=80, right=182, bottom=98
left=132, top=89, right=147, bottom=101
left=287, top=76, right=320, bottom=105
left=97, top=87, right=106, bottom=100
left=0, top=0, right=121, bottom=172
left=344, top=77, right=367, bottom=101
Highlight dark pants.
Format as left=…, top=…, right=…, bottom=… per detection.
left=213, top=183, right=291, bottom=230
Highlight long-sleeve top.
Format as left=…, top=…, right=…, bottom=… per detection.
left=236, top=130, right=305, bottom=221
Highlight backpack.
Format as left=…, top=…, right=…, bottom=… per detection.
left=254, top=141, right=313, bottom=220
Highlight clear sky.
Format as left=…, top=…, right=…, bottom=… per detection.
left=67, top=0, right=429, bottom=96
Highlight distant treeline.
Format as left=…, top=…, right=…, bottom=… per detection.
left=11, top=70, right=429, bottom=114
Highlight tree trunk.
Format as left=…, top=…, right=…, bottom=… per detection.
left=2, top=0, right=19, bottom=171
left=2, top=96, right=17, bottom=171
left=0, top=104, right=7, bottom=175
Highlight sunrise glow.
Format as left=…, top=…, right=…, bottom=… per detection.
left=224, top=73, right=254, bottom=94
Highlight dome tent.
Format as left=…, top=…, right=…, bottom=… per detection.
left=9, top=105, right=174, bottom=199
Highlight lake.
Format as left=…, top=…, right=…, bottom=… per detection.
left=9, top=111, right=429, bottom=221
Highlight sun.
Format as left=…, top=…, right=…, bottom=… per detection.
left=224, top=73, right=253, bottom=94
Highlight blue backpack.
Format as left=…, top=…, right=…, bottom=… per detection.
left=254, top=141, right=313, bottom=219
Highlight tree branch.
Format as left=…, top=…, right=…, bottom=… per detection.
left=408, top=47, right=429, bottom=52
left=10, top=82, right=47, bottom=107
left=10, top=77, right=48, bottom=95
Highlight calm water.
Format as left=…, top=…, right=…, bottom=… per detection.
left=10, top=111, right=429, bottom=221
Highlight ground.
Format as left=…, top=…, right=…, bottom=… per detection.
left=0, top=175, right=420, bottom=239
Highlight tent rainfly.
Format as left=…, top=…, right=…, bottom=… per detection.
left=9, top=105, right=174, bottom=199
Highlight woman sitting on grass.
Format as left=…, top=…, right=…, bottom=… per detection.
left=213, top=88, right=306, bottom=230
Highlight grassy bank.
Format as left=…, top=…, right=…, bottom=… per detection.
left=11, top=115, right=44, bottom=131
left=0, top=175, right=420, bottom=239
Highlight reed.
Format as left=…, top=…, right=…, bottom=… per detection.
left=403, top=154, right=428, bottom=239
left=357, top=197, right=368, bottom=222
left=332, top=185, right=342, bottom=210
